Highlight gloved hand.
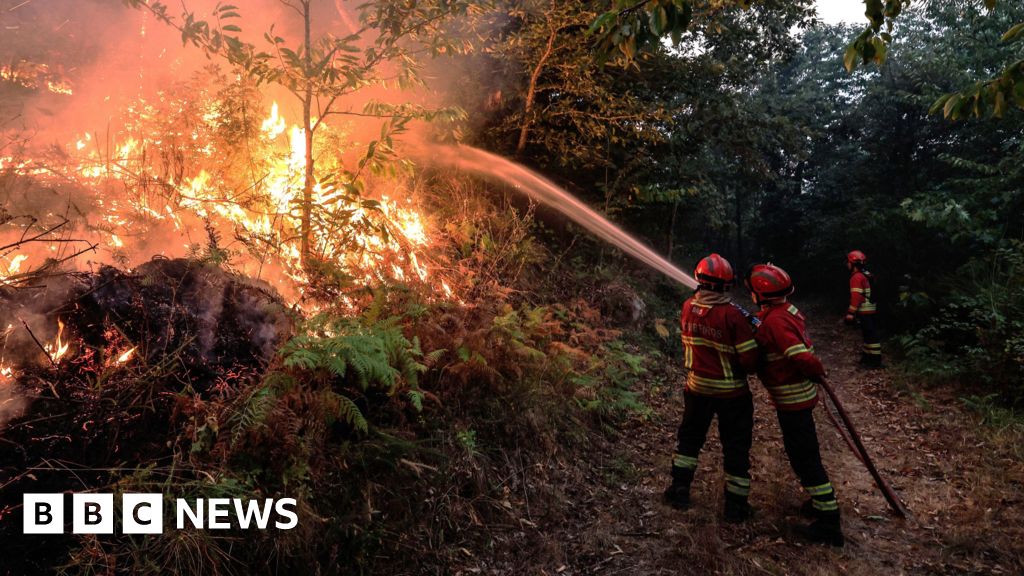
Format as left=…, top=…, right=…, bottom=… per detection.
left=843, top=314, right=856, bottom=325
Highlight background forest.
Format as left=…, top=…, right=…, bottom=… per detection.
left=1, top=0, right=1023, bottom=574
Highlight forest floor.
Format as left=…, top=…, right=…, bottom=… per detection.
left=505, top=301, right=1024, bottom=576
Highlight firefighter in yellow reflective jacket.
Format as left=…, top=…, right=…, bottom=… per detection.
left=844, top=250, right=882, bottom=367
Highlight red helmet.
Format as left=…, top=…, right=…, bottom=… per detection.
left=745, top=263, right=794, bottom=302
left=695, top=253, right=734, bottom=290
left=847, top=250, right=867, bottom=266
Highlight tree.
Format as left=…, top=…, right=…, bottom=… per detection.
left=589, top=0, right=1024, bottom=119
left=125, top=0, right=470, bottom=268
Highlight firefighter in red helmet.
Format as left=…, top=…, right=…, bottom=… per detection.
left=664, top=253, right=759, bottom=522
left=745, top=263, right=844, bottom=546
left=845, top=250, right=882, bottom=367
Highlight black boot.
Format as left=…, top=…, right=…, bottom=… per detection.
left=664, top=464, right=694, bottom=510
left=794, top=514, right=844, bottom=547
left=663, top=482, right=691, bottom=510
left=859, top=353, right=883, bottom=369
left=723, top=496, right=754, bottom=523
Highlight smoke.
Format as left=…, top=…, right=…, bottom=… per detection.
left=0, top=379, right=27, bottom=429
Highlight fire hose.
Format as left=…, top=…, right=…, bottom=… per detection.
left=732, top=303, right=908, bottom=518
left=818, top=378, right=910, bottom=519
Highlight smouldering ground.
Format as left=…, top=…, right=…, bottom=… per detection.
left=469, top=301, right=1024, bottom=575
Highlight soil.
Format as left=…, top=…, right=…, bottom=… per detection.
left=503, top=302, right=1024, bottom=575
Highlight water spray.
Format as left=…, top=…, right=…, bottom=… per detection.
left=429, top=145, right=700, bottom=290
left=434, top=145, right=906, bottom=517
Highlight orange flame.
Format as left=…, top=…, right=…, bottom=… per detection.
left=4, top=94, right=457, bottom=304
left=116, top=347, right=136, bottom=364
left=45, top=319, right=70, bottom=363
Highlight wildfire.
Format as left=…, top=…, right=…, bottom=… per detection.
left=0, top=62, right=73, bottom=96
left=44, top=319, right=70, bottom=364
left=3, top=91, right=451, bottom=304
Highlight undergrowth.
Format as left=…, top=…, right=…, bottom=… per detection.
left=4, top=174, right=670, bottom=575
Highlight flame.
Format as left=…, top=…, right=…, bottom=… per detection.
left=2, top=255, right=29, bottom=280
left=261, top=102, right=288, bottom=140
left=116, top=347, right=136, bottom=364
left=3, top=93, right=456, bottom=304
left=0, top=63, right=73, bottom=96
left=45, top=319, right=71, bottom=363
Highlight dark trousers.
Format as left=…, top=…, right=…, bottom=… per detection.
left=672, top=390, right=753, bottom=499
left=859, top=314, right=882, bottom=364
left=777, top=408, right=839, bottom=516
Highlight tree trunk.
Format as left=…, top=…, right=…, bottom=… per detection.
left=667, top=199, right=679, bottom=259
left=299, top=0, right=314, bottom=269
left=516, top=26, right=558, bottom=156
left=734, top=186, right=744, bottom=267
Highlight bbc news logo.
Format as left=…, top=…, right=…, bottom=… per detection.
left=23, top=494, right=298, bottom=534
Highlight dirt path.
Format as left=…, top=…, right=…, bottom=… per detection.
left=544, top=302, right=1024, bottom=575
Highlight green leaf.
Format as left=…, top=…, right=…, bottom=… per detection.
left=843, top=44, right=858, bottom=73
left=1001, top=23, right=1024, bottom=43
left=943, top=94, right=962, bottom=118
left=993, top=90, right=1007, bottom=118
left=871, top=36, right=888, bottom=65
left=929, top=93, right=952, bottom=115
left=222, top=24, right=241, bottom=32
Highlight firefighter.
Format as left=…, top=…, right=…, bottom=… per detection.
left=845, top=250, right=882, bottom=367
left=745, top=263, right=844, bottom=546
left=664, top=254, right=759, bottom=522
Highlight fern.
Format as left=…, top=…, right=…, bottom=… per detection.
left=229, top=384, right=277, bottom=447
left=273, top=313, right=440, bottom=432
left=323, top=390, right=368, bottom=434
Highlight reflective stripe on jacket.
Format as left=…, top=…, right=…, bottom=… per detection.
left=680, top=292, right=758, bottom=397
left=848, top=271, right=876, bottom=315
left=754, top=303, right=824, bottom=411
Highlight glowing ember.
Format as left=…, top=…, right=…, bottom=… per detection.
left=116, top=347, right=137, bottom=364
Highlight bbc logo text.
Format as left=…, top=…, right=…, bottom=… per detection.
left=23, top=494, right=298, bottom=534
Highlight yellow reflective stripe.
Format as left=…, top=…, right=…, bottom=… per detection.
left=726, top=484, right=750, bottom=496
left=681, top=336, right=737, bottom=354
left=725, top=474, right=751, bottom=487
left=787, top=305, right=799, bottom=315
left=765, top=352, right=784, bottom=362
left=688, top=373, right=746, bottom=387
left=850, top=288, right=865, bottom=293
left=720, top=352, right=734, bottom=380
left=804, top=483, right=833, bottom=496
left=673, top=453, right=698, bottom=469
left=767, top=381, right=817, bottom=405
left=858, top=303, right=877, bottom=311
left=686, top=373, right=747, bottom=396
left=813, top=499, right=839, bottom=512
left=735, top=339, right=757, bottom=353
left=688, top=373, right=745, bottom=389
left=684, top=340, right=693, bottom=369
left=784, top=344, right=809, bottom=358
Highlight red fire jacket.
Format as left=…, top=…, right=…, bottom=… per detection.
left=680, top=294, right=758, bottom=398
left=754, top=302, right=825, bottom=411
left=848, top=271, right=876, bottom=316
